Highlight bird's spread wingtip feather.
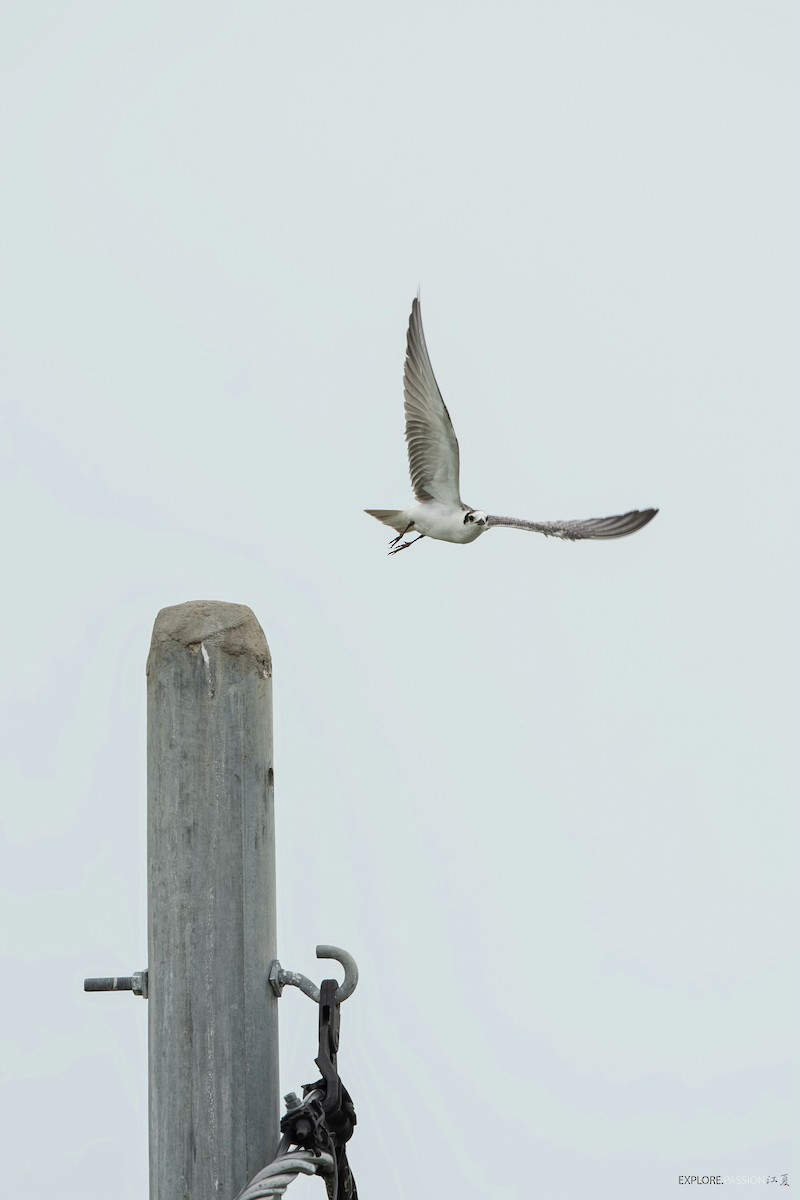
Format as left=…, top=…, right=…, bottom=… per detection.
left=486, top=507, right=659, bottom=540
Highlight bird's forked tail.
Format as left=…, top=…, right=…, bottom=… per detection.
left=364, top=509, right=408, bottom=533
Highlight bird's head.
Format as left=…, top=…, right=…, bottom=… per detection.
left=463, top=509, right=488, bottom=527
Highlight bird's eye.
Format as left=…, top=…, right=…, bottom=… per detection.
left=464, top=512, right=473, bottom=524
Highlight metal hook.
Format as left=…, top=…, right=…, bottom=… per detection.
left=269, top=945, right=358, bottom=1005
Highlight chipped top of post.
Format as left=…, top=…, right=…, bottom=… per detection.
left=146, top=601, right=272, bottom=676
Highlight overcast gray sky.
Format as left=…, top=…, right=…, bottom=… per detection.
left=1, top=2, right=796, bottom=1197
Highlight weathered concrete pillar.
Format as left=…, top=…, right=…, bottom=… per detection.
left=147, top=601, right=278, bottom=1200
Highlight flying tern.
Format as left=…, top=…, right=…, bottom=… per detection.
left=366, top=296, right=658, bottom=555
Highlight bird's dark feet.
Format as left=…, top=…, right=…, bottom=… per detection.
left=388, top=527, right=412, bottom=548
left=388, top=534, right=425, bottom=556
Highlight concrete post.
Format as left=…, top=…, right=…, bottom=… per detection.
left=147, top=601, right=278, bottom=1200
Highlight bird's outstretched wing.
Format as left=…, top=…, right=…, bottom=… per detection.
left=486, top=508, right=658, bottom=540
left=403, top=297, right=462, bottom=506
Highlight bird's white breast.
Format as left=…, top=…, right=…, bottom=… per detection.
left=410, top=501, right=486, bottom=544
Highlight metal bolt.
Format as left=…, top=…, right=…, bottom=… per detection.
left=84, top=969, right=148, bottom=999
left=268, top=959, right=284, bottom=998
